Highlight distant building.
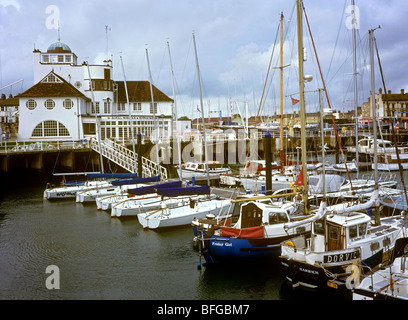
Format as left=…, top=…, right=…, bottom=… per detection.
left=361, top=88, right=408, bottom=129
left=15, top=37, right=174, bottom=141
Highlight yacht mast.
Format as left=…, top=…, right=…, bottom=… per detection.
left=167, top=41, right=183, bottom=181
left=146, top=48, right=160, bottom=166
left=296, top=0, right=308, bottom=211
left=369, top=28, right=380, bottom=226
left=351, top=0, right=359, bottom=178
left=193, top=32, right=210, bottom=186
left=120, top=56, right=138, bottom=172
left=279, top=12, right=284, bottom=173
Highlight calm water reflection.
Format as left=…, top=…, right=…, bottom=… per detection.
left=0, top=171, right=350, bottom=300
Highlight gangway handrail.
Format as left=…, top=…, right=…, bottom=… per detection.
left=90, top=138, right=167, bottom=180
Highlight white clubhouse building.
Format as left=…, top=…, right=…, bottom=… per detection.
left=17, top=38, right=174, bottom=142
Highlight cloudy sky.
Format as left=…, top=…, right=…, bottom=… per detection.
left=1, top=0, right=407, bottom=120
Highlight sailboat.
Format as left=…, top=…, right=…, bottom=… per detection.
left=44, top=177, right=112, bottom=200
left=137, top=35, right=235, bottom=229
left=110, top=180, right=183, bottom=217
left=353, top=237, right=408, bottom=300
left=43, top=172, right=138, bottom=200
left=76, top=175, right=160, bottom=203
left=137, top=185, right=233, bottom=229
left=193, top=11, right=331, bottom=266
left=239, top=14, right=298, bottom=194
left=278, top=20, right=408, bottom=292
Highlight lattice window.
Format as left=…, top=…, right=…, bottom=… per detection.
left=41, top=73, right=63, bottom=83
left=26, top=99, right=37, bottom=110
left=31, top=120, right=70, bottom=137
left=63, top=99, right=73, bottom=110
left=44, top=99, right=55, bottom=110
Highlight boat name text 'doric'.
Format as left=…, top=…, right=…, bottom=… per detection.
left=323, top=250, right=360, bottom=263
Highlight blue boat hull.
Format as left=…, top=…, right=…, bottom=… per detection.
left=200, top=233, right=310, bottom=266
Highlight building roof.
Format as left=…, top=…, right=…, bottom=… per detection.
left=116, top=81, right=173, bottom=103
left=0, top=97, right=19, bottom=106
left=17, top=71, right=90, bottom=101
left=47, top=41, right=72, bottom=53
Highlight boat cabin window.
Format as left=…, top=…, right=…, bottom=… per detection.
left=378, top=142, right=392, bottom=148
left=329, top=226, right=339, bottom=241
left=360, top=139, right=369, bottom=147
left=198, top=164, right=205, bottom=170
left=349, top=223, right=368, bottom=241
left=268, top=212, right=288, bottom=225
left=313, top=219, right=325, bottom=235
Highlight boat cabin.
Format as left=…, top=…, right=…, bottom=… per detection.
left=311, top=212, right=371, bottom=252
left=243, top=160, right=279, bottom=174
left=355, top=137, right=395, bottom=154
left=236, top=201, right=296, bottom=228
left=183, top=161, right=230, bottom=172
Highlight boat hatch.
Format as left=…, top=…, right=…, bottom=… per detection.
left=327, top=223, right=344, bottom=251
left=241, top=202, right=263, bottom=228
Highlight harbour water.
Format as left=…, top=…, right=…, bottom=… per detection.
left=1, top=169, right=402, bottom=302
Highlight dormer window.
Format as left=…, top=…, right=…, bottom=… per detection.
left=43, top=55, right=49, bottom=63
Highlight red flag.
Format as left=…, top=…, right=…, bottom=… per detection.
left=294, top=166, right=304, bottom=186
left=291, top=97, right=300, bottom=105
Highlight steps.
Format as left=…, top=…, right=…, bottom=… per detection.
left=90, top=138, right=167, bottom=180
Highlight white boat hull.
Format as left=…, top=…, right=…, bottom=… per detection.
left=44, top=181, right=112, bottom=200
left=179, top=168, right=231, bottom=180
left=375, top=162, right=408, bottom=171
left=110, top=195, right=162, bottom=217
left=240, top=175, right=294, bottom=193
left=76, top=186, right=119, bottom=203
left=138, top=199, right=232, bottom=229
left=96, top=194, right=129, bottom=210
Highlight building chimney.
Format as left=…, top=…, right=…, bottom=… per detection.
left=379, top=88, right=382, bottom=94
left=388, top=90, right=392, bottom=95
left=401, top=89, right=405, bottom=95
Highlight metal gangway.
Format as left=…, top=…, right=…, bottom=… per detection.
left=90, top=138, right=167, bottom=180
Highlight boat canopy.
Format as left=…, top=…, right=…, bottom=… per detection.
left=128, top=180, right=182, bottom=196
left=111, top=175, right=160, bottom=186
left=156, top=185, right=210, bottom=197
left=308, top=174, right=346, bottom=194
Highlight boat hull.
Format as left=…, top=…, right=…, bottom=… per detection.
left=138, top=200, right=232, bottom=229
left=44, top=181, right=112, bottom=200
left=179, top=168, right=231, bottom=180
left=76, top=187, right=118, bottom=203
left=202, top=234, right=298, bottom=265
left=279, top=249, right=385, bottom=291
left=111, top=195, right=162, bottom=217
left=240, top=176, right=293, bottom=193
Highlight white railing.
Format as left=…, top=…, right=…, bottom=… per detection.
left=90, top=138, right=167, bottom=180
